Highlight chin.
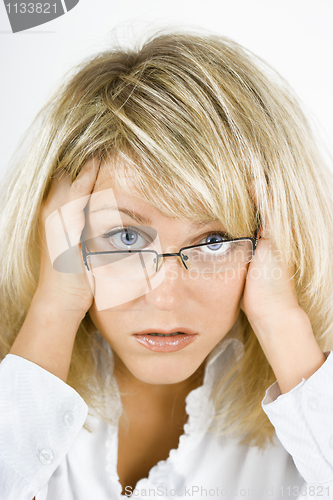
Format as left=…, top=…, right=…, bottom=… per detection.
left=132, top=371, right=192, bottom=386
left=121, top=358, right=202, bottom=386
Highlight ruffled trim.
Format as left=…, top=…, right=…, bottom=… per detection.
left=106, top=423, right=123, bottom=496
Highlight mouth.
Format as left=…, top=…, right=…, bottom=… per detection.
left=146, top=332, right=184, bottom=336
left=133, top=328, right=198, bottom=352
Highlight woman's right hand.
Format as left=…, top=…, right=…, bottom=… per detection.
left=36, top=158, right=100, bottom=315
left=10, top=158, right=100, bottom=381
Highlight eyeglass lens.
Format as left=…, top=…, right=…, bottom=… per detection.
left=85, top=239, right=254, bottom=280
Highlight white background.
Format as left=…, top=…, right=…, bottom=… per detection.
left=0, top=0, right=332, bottom=179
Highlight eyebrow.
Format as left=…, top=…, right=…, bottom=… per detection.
left=89, top=205, right=218, bottom=228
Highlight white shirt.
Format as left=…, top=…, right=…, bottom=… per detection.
left=0, top=337, right=333, bottom=500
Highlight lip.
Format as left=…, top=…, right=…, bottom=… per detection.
left=133, top=328, right=198, bottom=352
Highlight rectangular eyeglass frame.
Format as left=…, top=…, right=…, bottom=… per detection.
left=80, top=216, right=262, bottom=274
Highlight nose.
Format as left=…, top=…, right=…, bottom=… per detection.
left=144, top=254, right=188, bottom=311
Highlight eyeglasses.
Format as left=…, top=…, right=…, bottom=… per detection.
left=80, top=222, right=262, bottom=281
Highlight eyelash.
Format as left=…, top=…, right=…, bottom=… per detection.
left=102, top=226, right=231, bottom=246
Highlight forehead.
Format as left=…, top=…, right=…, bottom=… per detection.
left=88, top=163, right=221, bottom=230
left=92, top=155, right=219, bottom=221
left=90, top=164, right=153, bottom=212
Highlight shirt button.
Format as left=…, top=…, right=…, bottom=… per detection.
left=63, top=411, right=76, bottom=427
left=329, top=435, right=333, bottom=449
left=307, top=395, right=319, bottom=411
left=39, top=449, right=55, bottom=465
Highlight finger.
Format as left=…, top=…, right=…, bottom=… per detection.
left=66, top=157, right=101, bottom=206
left=60, top=158, right=101, bottom=246
left=249, top=181, right=274, bottom=242
left=258, top=218, right=274, bottom=242
left=41, top=158, right=100, bottom=220
left=44, top=158, right=100, bottom=272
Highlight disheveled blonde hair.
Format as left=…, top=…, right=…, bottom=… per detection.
left=1, top=29, right=333, bottom=448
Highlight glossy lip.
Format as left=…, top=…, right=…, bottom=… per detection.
left=133, top=327, right=198, bottom=352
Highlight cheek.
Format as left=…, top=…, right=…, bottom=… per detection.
left=194, top=266, right=247, bottom=305
left=192, top=270, right=245, bottom=333
left=88, top=296, right=137, bottom=345
left=88, top=302, right=120, bottom=339
left=196, top=269, right=247, bottom=334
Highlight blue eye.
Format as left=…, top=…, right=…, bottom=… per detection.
left=102, top=226, right=154, bottom=251
left=198, top=232, right=230, bottom=250
left=120, top=229, right=138, bottom=246
left=205, top=234, right=224, bottom=250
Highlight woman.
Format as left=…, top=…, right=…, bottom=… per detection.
left=0, top=30, right=333, bottom=500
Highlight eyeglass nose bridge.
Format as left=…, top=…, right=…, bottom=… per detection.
left=153, top=251, right=188, bottom=273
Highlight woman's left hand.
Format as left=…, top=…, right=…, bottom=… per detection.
left=239, top=213, right=300, bottom=326
left=239, top=200, right=326, bottom=394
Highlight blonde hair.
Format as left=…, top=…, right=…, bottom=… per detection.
left=1, top=28, right=333, bottom=448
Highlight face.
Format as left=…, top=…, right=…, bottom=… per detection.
left=86, top=164, right=248, bottom=386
